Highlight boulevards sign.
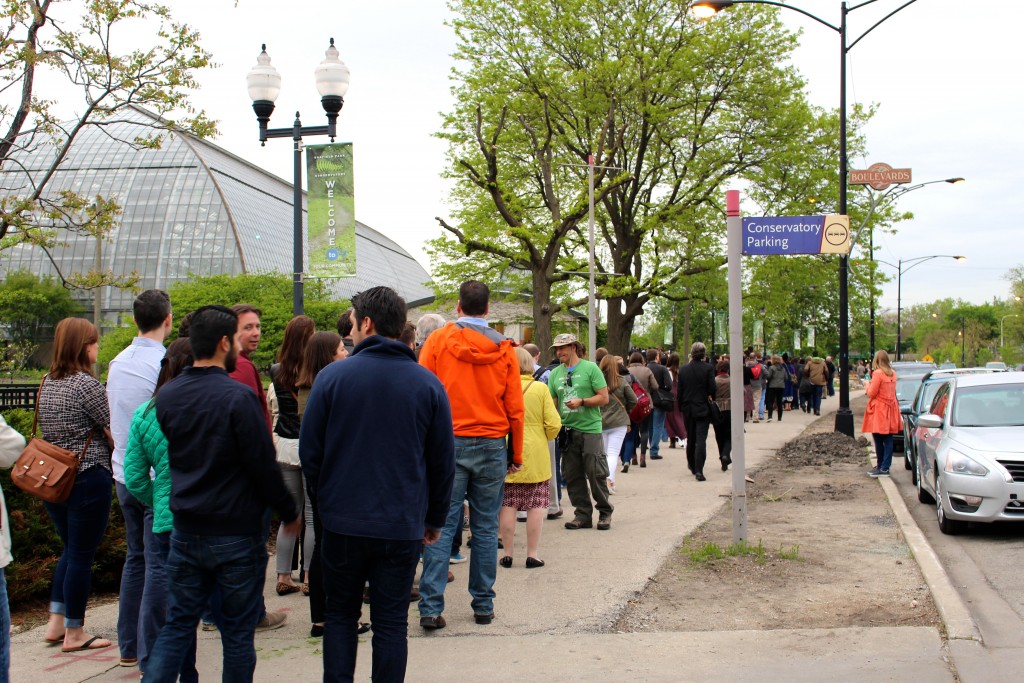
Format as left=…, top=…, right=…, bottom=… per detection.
left=849, top=162, right=912, bottom=191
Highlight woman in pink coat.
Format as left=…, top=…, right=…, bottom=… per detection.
left=861, top=350, right=902, bottom=477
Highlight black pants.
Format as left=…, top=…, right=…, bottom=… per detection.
left=766, top=387, right=785, bottom=420
left=683, top=415, right=711, bottom=475
left=712, top=410, right=731, bottom=462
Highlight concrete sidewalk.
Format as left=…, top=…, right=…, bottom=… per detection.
left=10, top=391, right=962, bottom=681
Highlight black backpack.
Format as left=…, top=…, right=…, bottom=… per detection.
left=533, top=360, right=560, bottom=383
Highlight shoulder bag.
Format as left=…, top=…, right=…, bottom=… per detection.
left=507, top=380, right=535, bottom=467
left=708, top=397, right=724, bottom=427
left=11, top=376, right=95, bottom=504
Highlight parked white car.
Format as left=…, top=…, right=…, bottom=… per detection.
left=914, top=372, right=1024, bottom=534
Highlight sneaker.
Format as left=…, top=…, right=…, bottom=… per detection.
left=256, top=612, right=287, bottom=631
left=767, top=418, right=772, bottom=423
left=516, top=511, right=527, bottom=522
left=449, top=552, right=467, bottom=564
left=607, top=480, right=616, bottom=494
left=201, top=622, right=218, bottom=632
left=867, top=467, right=890, bottom=478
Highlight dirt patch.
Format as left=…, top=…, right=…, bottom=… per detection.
left=612, top=413, right=941, bottom=633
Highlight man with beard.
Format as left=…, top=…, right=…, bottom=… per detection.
left=146, top=305, right=300, bottom=682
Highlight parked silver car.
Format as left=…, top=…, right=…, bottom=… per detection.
left=914, top=372, right=1024, bottom=534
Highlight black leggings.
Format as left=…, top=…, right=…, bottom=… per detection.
left=766, top=387, right=785, bottom=420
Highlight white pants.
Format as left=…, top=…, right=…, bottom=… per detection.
left=602, top=425, right=628, bottom=483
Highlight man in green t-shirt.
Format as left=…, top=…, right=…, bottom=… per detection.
left=548, top=334, right=613, bottom=530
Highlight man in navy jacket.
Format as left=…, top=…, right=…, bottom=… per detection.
left=301, top=286, right=455, bottom=683
left=146, top=305, right=300, bottom=682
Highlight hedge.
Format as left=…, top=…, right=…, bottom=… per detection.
left=2, top=409, right=126, bottom=607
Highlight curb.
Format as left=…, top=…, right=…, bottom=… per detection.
left=871, top=453, right=982, bottom=643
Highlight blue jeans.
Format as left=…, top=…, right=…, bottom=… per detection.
left=115, top=481, right=146, bottom=660
left=758, top=386, right=767, bottom=419
left=139, top=526, right=197, bottom=681
left=873, top=434, right=894, bottom=472
left=419, top=436, right=505, bottom=617
left=145, top=531, right=265, bottom=683
left=44, top=466, right=112, bottom=627
left=321, top=531, right=420, bottom=683
left=648, top=408, right=666, bottom=457
left=812, top=386, right=823, bottom=414
left=1, top=568, right=9, bottom=683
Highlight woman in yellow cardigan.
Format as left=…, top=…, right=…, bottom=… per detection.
left=499, top=347, right=562, bottom=569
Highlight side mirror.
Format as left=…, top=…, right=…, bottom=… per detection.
left=917, top=414, right=943, bottom=429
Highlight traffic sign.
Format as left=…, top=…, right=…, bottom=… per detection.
left=741, top=215, right=850, bottom=255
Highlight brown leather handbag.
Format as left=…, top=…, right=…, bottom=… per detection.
left=10, top=377, right=94, bottom=504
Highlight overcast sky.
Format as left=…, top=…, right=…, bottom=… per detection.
left=169, top=0, right=1021, bottom=313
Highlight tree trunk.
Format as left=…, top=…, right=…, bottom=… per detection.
left=605, top=296, right=631, bottom=357
left=683, top=302, right=692, bottom=356
left=532, top=270, right=556, bottom=365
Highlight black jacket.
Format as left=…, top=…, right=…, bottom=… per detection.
left=648, top=361, right=674, bottom=410
left=156, top=365, right=299, bottom=536
left=677, top=358, right=716, bottom=420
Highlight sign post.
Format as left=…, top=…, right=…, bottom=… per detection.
left=726, top=190, right=746, bottom=544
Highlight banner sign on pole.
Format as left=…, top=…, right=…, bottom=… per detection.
left=741, top=215, right=850, bottom=256
left=306, top=143, right=356, bottom=278
left=806, top=326, right=816, bottom=350
left=794, top=330, right=801, bottom=351
left=753, top=319, right=764, bottom=347
left=714, top=312, right=728, bottom=345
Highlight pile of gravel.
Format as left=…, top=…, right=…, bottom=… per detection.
left=777, top=431, right=866, bottom=467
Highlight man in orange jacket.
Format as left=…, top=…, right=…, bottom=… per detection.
left=417, top=280, right=525, bottom=629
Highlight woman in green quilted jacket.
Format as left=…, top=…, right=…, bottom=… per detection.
left=123, top=338, right=196, bottom=681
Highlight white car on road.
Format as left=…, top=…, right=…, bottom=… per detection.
left=914, top=372, right=1024, bottom=534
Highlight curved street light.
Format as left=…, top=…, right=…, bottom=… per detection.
left=875, top=254, right=967, bottom=361
left=690, top=0, right=922, bottom=437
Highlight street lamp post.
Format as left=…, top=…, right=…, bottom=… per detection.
left=866, top=178, right=964, bottom=359
left=247, top=40, right=351, bottom=316
left=875, top=255, right=966, bottom=361
left=691, top=0, right=921, bottom=437
left=959, top=321, right=966, bottom=367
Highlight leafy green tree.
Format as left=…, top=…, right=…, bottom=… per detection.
left=167, top=273, right=348, bottom=370
left=0, top=0, right=215, bottom=291
left=0, top=270, right=81, bottom=343
left=431, top=0, right=871, bottom=355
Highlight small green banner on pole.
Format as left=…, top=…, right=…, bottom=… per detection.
left=306, top=143, right=356, bottom=278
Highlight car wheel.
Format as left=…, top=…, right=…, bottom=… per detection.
left=916, top=462, right=933, bottom=503
left=936, top=474, right=966, bottom=535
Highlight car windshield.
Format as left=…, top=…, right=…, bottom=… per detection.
left=896, top=376, right=925, bottom=403
left=952, top=383, right=1024, bottom=427
left=985, top=362, right=1007, bottom=371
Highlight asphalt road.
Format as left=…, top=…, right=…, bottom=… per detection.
left=889, top=450, right=1024, bottom=678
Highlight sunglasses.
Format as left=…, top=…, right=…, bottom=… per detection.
left=566, top=370, right=573, bottom=387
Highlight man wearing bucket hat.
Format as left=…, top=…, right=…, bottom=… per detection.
left=547, top=333, right=612, bottom=530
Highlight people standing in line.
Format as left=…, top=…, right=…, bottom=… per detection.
left=763, top=355, right=788, bottom=422
left=741, top=354, right=755, bottom=422
left=712, top=359, right=732, bottom=472
left=663, top=353, right=688, bottom=450
left=417, top=280, right=525, bottom=630
left=825, top=355, right=837, bottom=398
left=106, top=289, right=172, bottom=668
left=499, top=347, right=561, bottom=569
left=599, top=355, right=636, bottom=493
left=123, top=338, right=199, bottom=683
left=782, top=353, right=796, bottom=411
left=0, top=416, right=27, bottom=682
left=797, top=358, right=814, bottom=413
left=523, top=342, right=561, bottom=520
left=645, top=348, right=672, bottom=461
left=805, top=356, right=828, bottom=416
left=295, top=331, right=347, bottom=638
left=227, top=303, right=285, bottom=631
left=267, top=315, right=316, bottom=596
left=749, top=353, right=764, bottom=424
left=300, top=287, right=456, bottom=682
left=677, top=342, right=716, bottom=482
left=627, top=352, right=658, bottom=467
left=548, top=333, right=612, bottom=530
left=145, top=306, right=301, bottom=682
left=336, top=308, right=356, bottom=356
left=862, top=350, right=902, bottom=478
left=39, top=318, right=114, bottom=653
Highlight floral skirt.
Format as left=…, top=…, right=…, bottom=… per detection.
left=502, top=481, right=551, bottom=511
left=743, top=385, right=754, bottom=412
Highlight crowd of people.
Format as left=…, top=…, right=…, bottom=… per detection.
left=0, top=275, right=881, bottom=683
